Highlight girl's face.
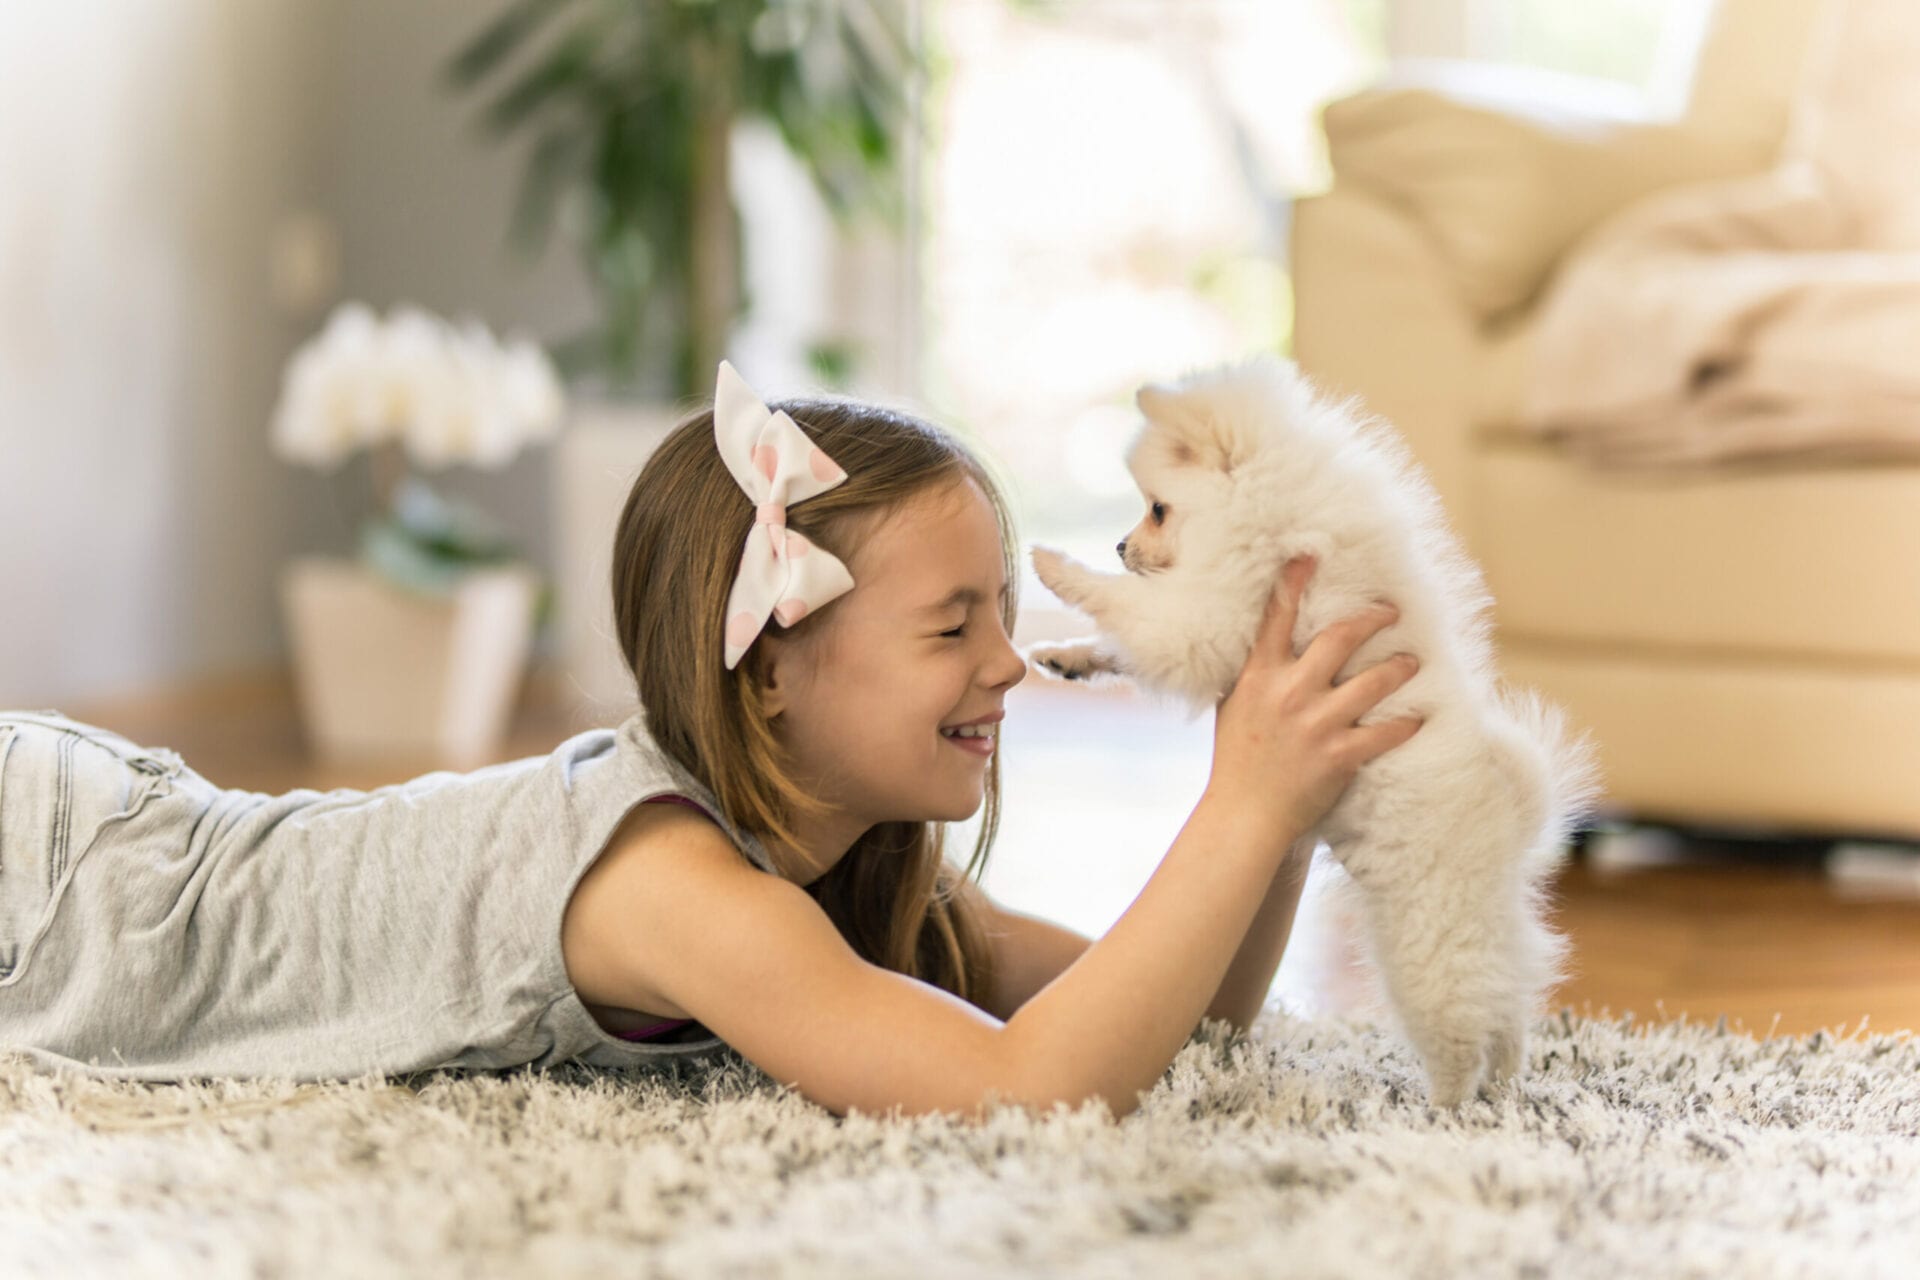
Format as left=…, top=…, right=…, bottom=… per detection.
left=757, top=475, right=1027, bottom=828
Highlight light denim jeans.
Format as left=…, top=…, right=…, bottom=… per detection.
left=0, top=710, right=187, bottom=983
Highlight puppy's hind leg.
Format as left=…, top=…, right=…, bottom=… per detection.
left=1484, top=859, right=1574, bottom=1090
left=1484, top=1010, right=1528, bottom=1089
left=1345, top=855, right=1493, bottom=1110
left=1392, top=986, right=1490, bottom=1109
left=1483, top=904, right=1541, bottom=1090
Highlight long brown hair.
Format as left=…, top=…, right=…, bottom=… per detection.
left=609, top=391, right=1019, bottom=1009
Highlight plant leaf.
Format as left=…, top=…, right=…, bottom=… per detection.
left=359, top=521, right=465, bottom=597
left=480, top=24, right=601, bottom=138
left=443, top=0, right=581, bottom=90
left=508, top=127, right=589, bottom=257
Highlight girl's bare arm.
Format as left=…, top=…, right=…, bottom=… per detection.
left=968, top=854, right=1310, bottom=1040
left=609, top=800, right=1296, bottom=1122
left=964, top=895, right=1093, bottom=1023
left=998, top=794, right=1300, bottom=1115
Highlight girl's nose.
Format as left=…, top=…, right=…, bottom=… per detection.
left=989, top=632, right=1027, bottom=689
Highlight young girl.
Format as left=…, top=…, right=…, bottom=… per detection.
left=0, top=361, right=1423, bottom=1121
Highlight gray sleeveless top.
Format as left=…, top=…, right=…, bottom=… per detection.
left=0, top=706, right=775, bottom=1082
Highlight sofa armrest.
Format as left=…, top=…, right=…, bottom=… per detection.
left=1320, top=58, right=1785, bottom=322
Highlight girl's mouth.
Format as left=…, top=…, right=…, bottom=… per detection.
left=938, top=724, right=996, bottom=757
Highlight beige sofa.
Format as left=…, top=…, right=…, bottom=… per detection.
left=1291, top=0, right=1920, bottom=842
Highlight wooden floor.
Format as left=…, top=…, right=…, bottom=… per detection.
left=50, top=663, right=1920, bottom=1041
left=1547, top=854, right=1920, bottom=1038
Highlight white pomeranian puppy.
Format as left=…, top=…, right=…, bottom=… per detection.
left=1027, top=353, right=1604, bottom=1108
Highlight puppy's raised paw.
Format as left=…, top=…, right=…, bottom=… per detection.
left=1031, top=544, right=1112, bottom=608
left=1026, top=640, right=1125, bottom=683
left=1028, top=545, right=1075, bottom=597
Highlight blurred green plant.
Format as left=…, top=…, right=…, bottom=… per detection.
left=445, top=0, right=910, bottom=400
left=444, top=0, right=1065, bottom=401
left=803, top=336, right=863, bottom=388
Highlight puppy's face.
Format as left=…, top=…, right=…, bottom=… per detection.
left=1115, top=451, right=1181, bottom=574
left=1114, top=382, right=1245, bottom=574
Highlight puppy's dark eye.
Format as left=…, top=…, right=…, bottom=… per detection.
left=1150, top=502, right=1167, bottom=525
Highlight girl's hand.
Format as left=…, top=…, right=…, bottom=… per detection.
left=1205, top=556, right=1425, bottom=843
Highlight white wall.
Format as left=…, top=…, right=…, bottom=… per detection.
left=0, top=0, right=921, bottom=712
left=0, top=1, right=339, bottom=708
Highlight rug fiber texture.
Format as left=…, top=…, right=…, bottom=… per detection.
left=2, top=1007, right=1916, bottom=1279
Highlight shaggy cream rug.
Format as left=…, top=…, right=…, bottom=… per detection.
left=2, top=1006, right=1915, bottom=1279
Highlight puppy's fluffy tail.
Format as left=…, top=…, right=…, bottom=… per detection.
left=1494, top=681, right=1608, bottom=867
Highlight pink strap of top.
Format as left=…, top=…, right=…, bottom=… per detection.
left=608, top=793, right=710, bottom=1041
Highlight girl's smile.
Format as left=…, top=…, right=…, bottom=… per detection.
left=936, top=725, right=998, bottom=756
left=938, top=710, right=1003, bottom=758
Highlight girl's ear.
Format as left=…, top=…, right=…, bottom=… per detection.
left=750, top=631, right=794, bottom=720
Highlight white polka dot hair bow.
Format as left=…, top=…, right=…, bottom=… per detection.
left=714, top=360, right=855, bottom=671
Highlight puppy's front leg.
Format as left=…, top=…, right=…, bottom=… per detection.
left=1029, top=546, right=1108, bottom=612
left=1025, top=638, right=1129, bottom=683
left=1030, top=546, right=1160, bottom=633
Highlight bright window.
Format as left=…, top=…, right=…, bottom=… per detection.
left=920, top=0, right=1384, bottom=603
left=1469, top=0, right=1707, bottom=96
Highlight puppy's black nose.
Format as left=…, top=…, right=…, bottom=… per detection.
left=1115, top=539, right=1128, bottom=561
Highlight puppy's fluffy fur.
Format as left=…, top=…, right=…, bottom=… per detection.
left=1028, top=353, right=1604, bottom=1109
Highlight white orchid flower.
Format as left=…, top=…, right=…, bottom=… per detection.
left=269, top=301, right=386, bottom=469
left=270, top=301, right=568, bottom=475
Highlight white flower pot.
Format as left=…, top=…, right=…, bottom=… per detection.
left=279, top=556, right=541, bottom=767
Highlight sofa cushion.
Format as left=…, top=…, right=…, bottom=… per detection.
left=1473, top=439, right=1920, bottom=663
left=1503, top=644, right=1920, bottom=835
left=1321, top=63, right=1781, bottom=322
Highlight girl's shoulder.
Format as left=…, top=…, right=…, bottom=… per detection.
left=562, top=794, right=764, bottom=1024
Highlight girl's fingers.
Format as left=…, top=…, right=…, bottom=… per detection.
left=1297, top=599, right=1400, bottom=691
left=1254, top=555, right=1314, bottom=666
left=1329, top=647, right=1420, bottom=719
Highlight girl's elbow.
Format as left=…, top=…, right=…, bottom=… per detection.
left=996, top=1078, right=1140, bottom=1123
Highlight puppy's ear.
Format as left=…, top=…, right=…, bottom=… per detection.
left=1135, top=383, right=1181, bottom=424
left=1134, top=381, right=1239, bottom=474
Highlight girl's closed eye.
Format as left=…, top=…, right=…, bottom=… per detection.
left=938, top=623, right=966, bottom=639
